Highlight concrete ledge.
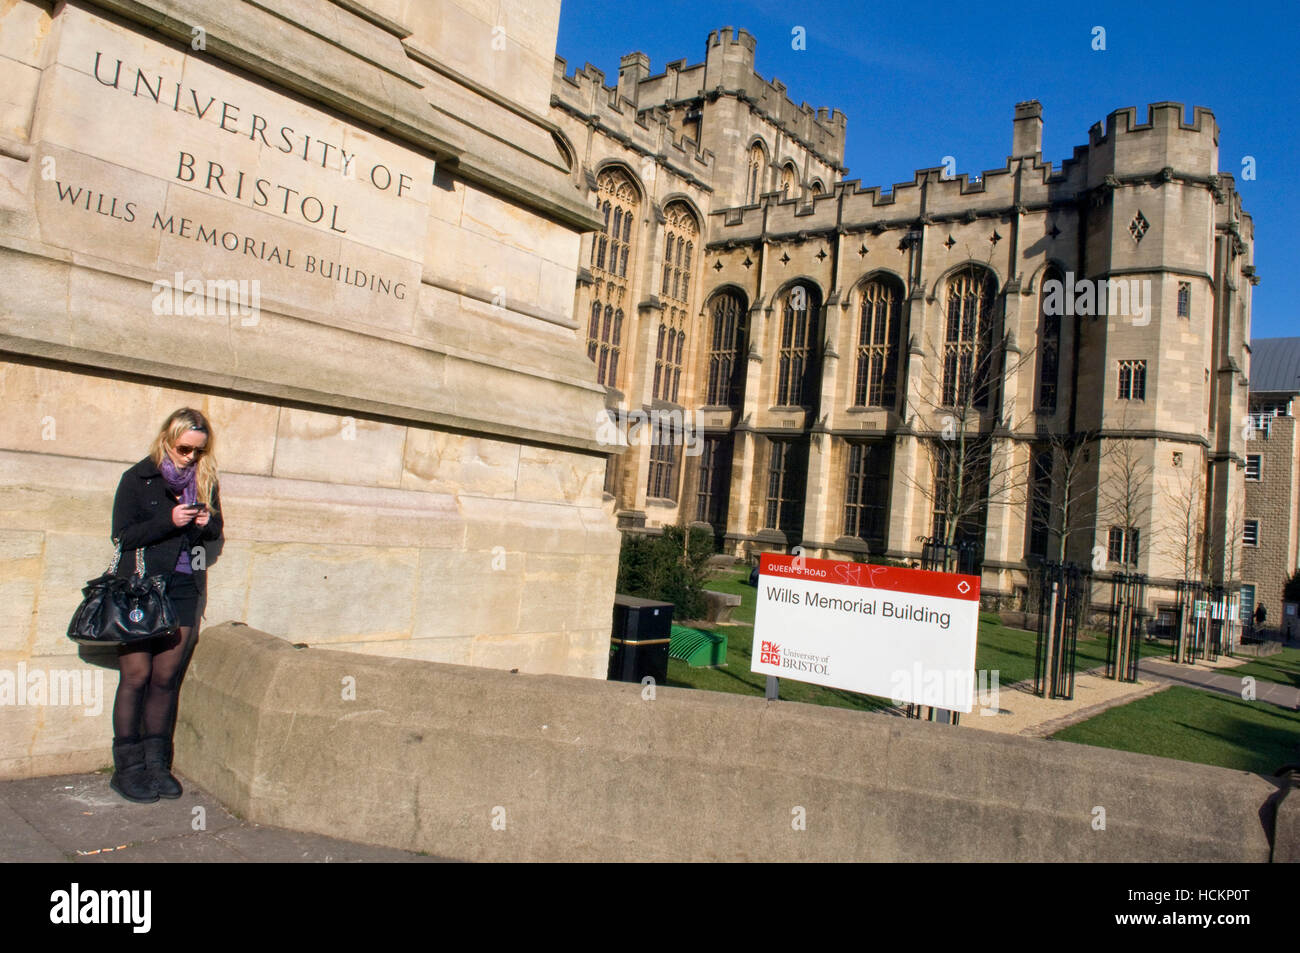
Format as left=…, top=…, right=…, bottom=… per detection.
left=1269, top=767, right=1299, bottom=863
left=175, top=623, right=1283, bottom=862
left=702, top=589, right=742, bottom=623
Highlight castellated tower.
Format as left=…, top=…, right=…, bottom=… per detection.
left=550, top=27, right=1254, bottom=622
left=1073, top=104, right=1252, bottom=599
left=696, top=27, right=847, bottom=208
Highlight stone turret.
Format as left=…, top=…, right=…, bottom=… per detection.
left=617, top=51, right=650, bottom=107
left=704, top=26, right=758, bottom=84
left=1012, top=100, right=1043, bottom=158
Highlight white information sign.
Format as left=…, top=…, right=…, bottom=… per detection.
left=751, top=553, right=982, bottom=712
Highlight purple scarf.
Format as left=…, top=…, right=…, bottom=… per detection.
left=160, top=455, right=198, bottom=573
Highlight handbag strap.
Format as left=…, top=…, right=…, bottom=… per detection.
left=106, top=538, right=147, bottom=577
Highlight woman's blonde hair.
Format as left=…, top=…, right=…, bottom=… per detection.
left=148, top=408, right=219, bottom=511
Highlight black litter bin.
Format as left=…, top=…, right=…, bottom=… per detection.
left=608, top=594, right=673, bottom=684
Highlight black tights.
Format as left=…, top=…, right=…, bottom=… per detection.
left=112, top=625, right=199, bottom=741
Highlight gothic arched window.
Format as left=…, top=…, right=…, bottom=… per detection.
left=780, top=163, right=797, bottom=197
left=1037, top=266, right=1063, bottom=412
left=853, top=276, right=903, bottom=408
left=746, top=142, right=767, bottom=204
left=776, top=283, right=820, bottom=407
left=942, top=266, right=997, bottom=408
left=587, top=168, right=640, bottom=388
left=654, top=202, right=699, bottom=404
left=705, top=290, right=746, bottom=407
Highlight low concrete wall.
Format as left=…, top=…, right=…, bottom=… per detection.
left=176, top=623, right=1286, bottom=862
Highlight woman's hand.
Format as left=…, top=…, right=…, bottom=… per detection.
left=171, top=504, right=199, bottom=527
left=194, top=508, right=211, bottom=528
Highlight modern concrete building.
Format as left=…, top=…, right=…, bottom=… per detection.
left=553, top=27, right=1258, bottom=616
left=1241, top=337, right=1300, bottom=635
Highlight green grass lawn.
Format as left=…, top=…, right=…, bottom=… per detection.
left=1052, top=685, right=1300, bottom=775
left=1228, top=646, right=1300, bottom=689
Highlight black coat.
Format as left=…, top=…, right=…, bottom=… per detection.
left=110, top=456, right=224, bottom=581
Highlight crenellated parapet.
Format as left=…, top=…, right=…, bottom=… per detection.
left=701, top=26, right=846, bottom=169
left=1083, top=102, right=1220, bottom=186
left=700, top=100, right=1232, bottom=246
left=553, top=27, right=847, bottom=177
left=551, top=53, right=715, bottom=180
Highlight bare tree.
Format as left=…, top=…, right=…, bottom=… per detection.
left=1027, top=429, right=1100, bottom=564
left=1161, top=464, right=1204, bottom=582
left=902, top=302, right=1037, bottom=573
left=1221, top=482, right=1246, bottom=650
left=1096, top=404, right=1152, bottom=678
left=1160, top=463, right=1204, bottom=662
left=1097, top=407, right=1152, bottom=572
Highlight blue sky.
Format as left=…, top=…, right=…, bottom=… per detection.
left=556, top=0, right=1299, bottom=340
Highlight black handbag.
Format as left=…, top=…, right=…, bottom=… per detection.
left=66, top=542, right=178, bottom=645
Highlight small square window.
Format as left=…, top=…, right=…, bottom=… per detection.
left=1108, top=525, right=1139, bottom=564
left=1172, top=451, right=1183, bottom=468
left=1245, top=455, right=1262, bottom=480
left=1243, top=519, right=1259, bottom=547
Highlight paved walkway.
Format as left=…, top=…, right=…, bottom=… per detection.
left=1140, top=656, right=1300, bottom=709
left=956, top=649, right=1298, bottom=738
left=0, top=771, right=453, bottom=862
left=958, top=667, right=1167, bottom=737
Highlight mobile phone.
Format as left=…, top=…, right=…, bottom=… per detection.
left=187, top=502, right=207, bottom=511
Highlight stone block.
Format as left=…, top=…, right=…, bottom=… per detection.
left=167, top=623, right=1279, bottom=862
left=271, top=407, right=406, bottom=487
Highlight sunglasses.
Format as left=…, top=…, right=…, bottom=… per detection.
left=174, top=443, right=206, bottom=458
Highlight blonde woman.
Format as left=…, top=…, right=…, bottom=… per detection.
left=107, top=408, right=223, bottom=803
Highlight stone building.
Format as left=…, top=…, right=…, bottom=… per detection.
left=552, top=27, right=1257, bottom=614
left=0, top=0, right=619, bottom=777
left=1241, top=337, right=1300, bottom=634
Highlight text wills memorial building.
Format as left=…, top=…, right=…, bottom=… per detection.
left=552, top=27, right=1257, bottom=610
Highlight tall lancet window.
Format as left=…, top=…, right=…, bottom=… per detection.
left=587, top=167, right=639, bottom=388
left=654, top=202, right=699, bottom=404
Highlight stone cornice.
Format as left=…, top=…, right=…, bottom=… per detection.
left=326, top=0, right=411, bottom=38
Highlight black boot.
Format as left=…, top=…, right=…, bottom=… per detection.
left=110, top=738, right=158, bottom=803
left=141, top=735, right=182, bottom=799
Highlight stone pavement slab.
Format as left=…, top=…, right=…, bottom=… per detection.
left=0, top=772, right=454, bottom=862
left=0, top=797, right=66, bottom=862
